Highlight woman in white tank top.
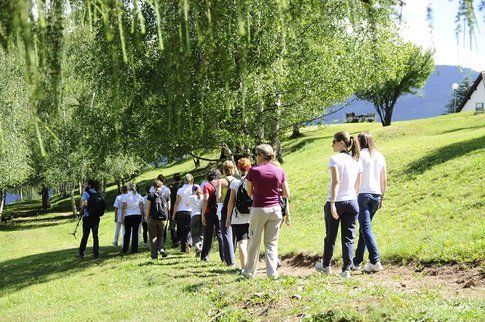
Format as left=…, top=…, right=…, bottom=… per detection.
left=352, top=132, right=386, bottom=273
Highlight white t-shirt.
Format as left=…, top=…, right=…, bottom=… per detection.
left=122, top=193, right=144, bottom=216
left=176, top=184, right=194, bottom=212
left=189, top=194, right=203, bottom=217
left=359, top=148, right=386, bottom=195
left=113, top=194, right=124, bottom=222
left=229, top=178, right=251, bottom=225
left=327, top=152, right=363, bottom=201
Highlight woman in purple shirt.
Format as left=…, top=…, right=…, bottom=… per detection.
left=242, top=144, right=290, bottom=279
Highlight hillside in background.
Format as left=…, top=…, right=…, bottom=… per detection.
left=1, top=112, right=484, bottom=320
left=324, top=65, right=479, bottom=123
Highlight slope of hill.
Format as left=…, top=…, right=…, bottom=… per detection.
left=325, top=65, right=479, bottom=123
left=0, top=112, right=483, bottom=320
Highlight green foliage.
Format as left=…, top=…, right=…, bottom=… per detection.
left=356, top=41, right=434, bottom=126
left=445, top=76, right=474, bottom=113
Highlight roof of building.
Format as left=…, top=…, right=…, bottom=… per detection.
left=457, top=71, right=485, bottom=112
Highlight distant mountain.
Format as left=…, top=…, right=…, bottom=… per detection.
left=321, top=65, right=480, bottom=123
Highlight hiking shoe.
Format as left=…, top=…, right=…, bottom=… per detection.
left=112, top=242, right=118, bottom=246
left=241, top=269, right=251, bottom=279
left=159, top=249, right=168, bottom=258
left=340, top=270, right=351, bottom=278
left=75, top=252, right=85, bottom=259
left=351, top=263, right=362, bottom=271
left=364, top=261, right=383, bottom=273
left=315, top=261, right=331, bottom=274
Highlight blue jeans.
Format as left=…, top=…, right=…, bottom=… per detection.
left=322, top=200, right=359, bottom=272
left=353, top=193, right=381, bottom=265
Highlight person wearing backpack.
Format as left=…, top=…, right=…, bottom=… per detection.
left=146, top=179, right=171, bottom=259
left=140, top=186, right=151, bottom=247
left=121, top=182, right=145, bottom=254
left=112, top=185, right=128, bottom=246
left=200, top=169, right=225, bottom=262
left=168, top=173, right=182, bottom=248
left=78, top=179, right=105, bottom=258
left=225, top=157, right=252, bottom=269
left=242, top=145, right=290, bottom=279
left=217, top=160, right=236, bottom=266
left=173, top=174, right=195, bottom=253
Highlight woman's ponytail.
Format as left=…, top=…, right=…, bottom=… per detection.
left=349, top=136, right=361, bottom=160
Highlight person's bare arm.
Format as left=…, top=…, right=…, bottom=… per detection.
left=281, top=180, right=290, bottom=199
left=226, top=190, right=236, bottom=228
left=330, top=167, right=340, bottom=220
left=246, top=180, right=254, bottom=198
left=139, top=201, right=144, bottom=217
left=354, top=173, right=362, bottom=196
left=284, top=199, right=291, bottom=226
left=146, top=200, right=152, bottom=219
left=380, top=164, right=387, bottom=206
left=122, top=202, right=127, bottom=224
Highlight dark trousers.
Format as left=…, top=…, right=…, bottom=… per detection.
left=79, top=216, right=100, bottom=256
left=175, top=211, right=192, bottom=252
left=166, top=217, right=179, bottom=247
left=354, top=193, right=381, bottom=265
left=142, top=221, right=148, bottom=244
left=123, top=215, right=142, bottom=253
left=148, top=219, right=166, bottom=259
left=201, top=212, right=224, bottom=261
left=322, top=200, right=359, bottom=272
left=221, top=211, right=235, bottom=266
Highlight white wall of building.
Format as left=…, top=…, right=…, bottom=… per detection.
left=461, top=78, right=485, bottom=112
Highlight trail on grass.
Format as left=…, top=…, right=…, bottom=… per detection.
left=262, top=254, right=485, bottom=299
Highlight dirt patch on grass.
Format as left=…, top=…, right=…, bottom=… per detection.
left=257, top=253, right=484, bottom=299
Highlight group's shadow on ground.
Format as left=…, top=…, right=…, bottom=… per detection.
left=0, top=246, right=123, bottom=295
left=405, top=135, right=484, bottom=176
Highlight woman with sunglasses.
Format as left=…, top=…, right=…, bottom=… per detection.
left=315, top=132, right=362, bottom=278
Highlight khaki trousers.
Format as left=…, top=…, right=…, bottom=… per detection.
left=147, top=218, right=166, bottom=259
left=245, top=206, right=282, bottom=278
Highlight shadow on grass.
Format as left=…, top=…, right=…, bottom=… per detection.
left=436, top=125, right=484, bottom=136
left=283, top=136, right=323, bottom=157
left=405, top=135, right=485, bottom=175
left=0, top=246, right=121, bottom=295
left=0, top=214, right=74, bottom=231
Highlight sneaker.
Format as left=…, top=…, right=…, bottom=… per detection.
left=184, top=244, right=191, bottom=254
left=351, top=263, right=362, bottom=271
left=75, top=252, right=85, bottom=258
left=364, top=261, right=383, bottom=273
left=315, top=261, right=332, bottom=274
left=195, top=248, right=201, bottom=257
left=340, top=270, right=351, bottom=278
left=112, top=242, right=118, bottom=246
left=159, top=249, right=168, bottom=258
left=241, top=269, right=251, bottom=279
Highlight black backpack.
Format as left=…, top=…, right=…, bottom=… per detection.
left=87, top=191, right=106, bottom=217
left=150, top=191, right=169, bottom=220
left=235, top=180, right=252, bottom=215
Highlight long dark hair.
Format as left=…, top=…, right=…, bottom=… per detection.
left=333, top=131, right=361, bottom=160
left=358, top=132, right=378, bottom=157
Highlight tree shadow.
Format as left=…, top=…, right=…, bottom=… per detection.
left=283, top=136, right=324, bottom=156
left=0, top=246, right=121, bottom=295
left=436, top=125, right=484, bottom=136
left=405, top=135, right=485, bottom=175
left=0, top=214, right=73, bottom=231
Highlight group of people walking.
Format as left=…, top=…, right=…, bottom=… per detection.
left=77, top=132, right=386, bottom=279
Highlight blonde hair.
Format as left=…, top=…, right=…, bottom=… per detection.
left=222, top=160, right=235, bottom=176
left=184, top=173, right=194, bottom=184
left=271, top=160, right=282, bottom=168
left=237, top=157, right=251, bottom=174
left=127, top=182, right=137, bottom=195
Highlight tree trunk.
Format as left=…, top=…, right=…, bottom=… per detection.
left=116, top=181, right=121, bottom=194
left=41, top=186, right=51, bottom=210
left=270, top=101, right=283, bottom=164
left=30, top=186, right=34, bottom=200
left=101, top=179, right=106, bottom=195
left=79, top=181, right=83, bottom=196
left=70, top=189, right=78, bottom=217
left=382, top=105, right=394, bottom=127
left=0, top=189, right=5, bottom=221
left=291, top=123, right=302, bottom=138
left=19, top=188, right=23, bottom=201
left=255, top=99, right=264, bottom=145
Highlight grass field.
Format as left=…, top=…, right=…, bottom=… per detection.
left=0, top=112, right=484, bottom=320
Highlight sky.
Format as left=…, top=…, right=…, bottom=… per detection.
left=400, top=0, right=485, bottom=71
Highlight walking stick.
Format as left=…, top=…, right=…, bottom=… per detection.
left=69, top=214, right=82, bottom=238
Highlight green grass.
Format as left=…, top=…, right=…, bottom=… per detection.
left=0, top=112, right=484, bottom=320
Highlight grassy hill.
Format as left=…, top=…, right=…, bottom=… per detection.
left=0, top=112, right=483, bottom=320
